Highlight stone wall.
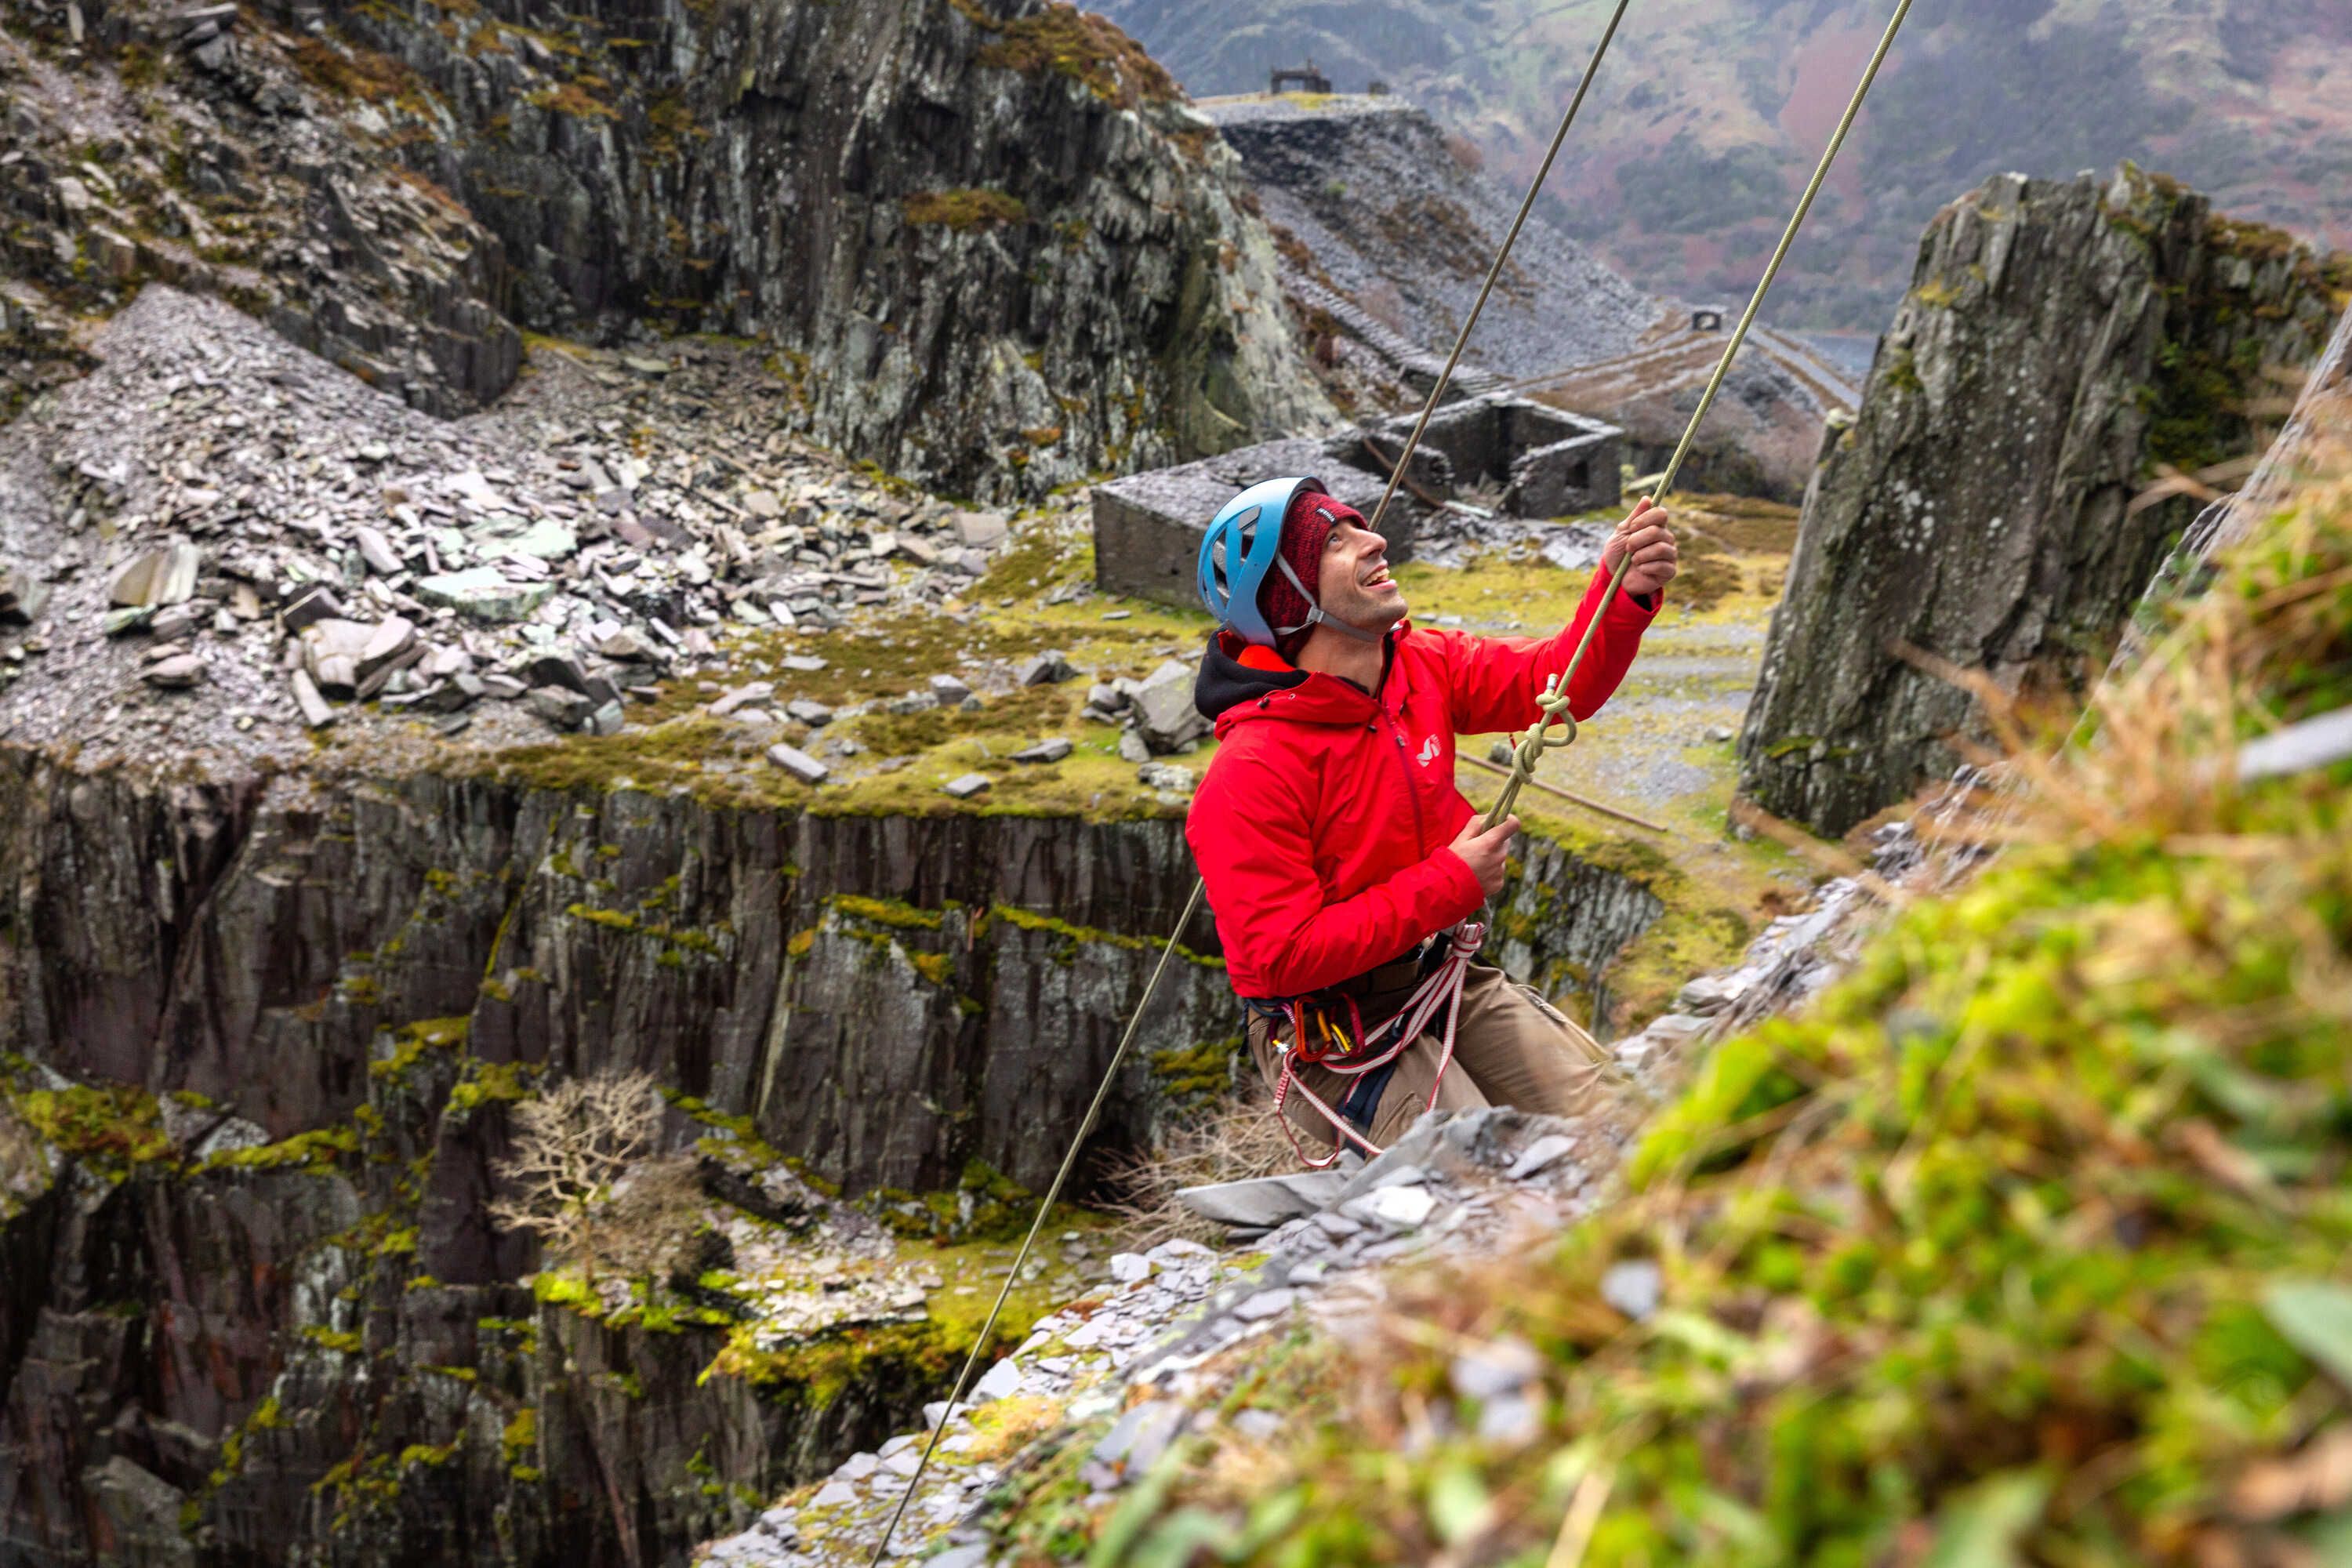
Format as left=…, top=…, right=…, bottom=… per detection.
left=1091, top=392, right=1620, bottom=608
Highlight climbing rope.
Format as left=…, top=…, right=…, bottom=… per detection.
left=867, top=882, right=1203, bottom=1566
left=873, top=6, right=1917, bottom=1555
left=1481, top=0, right=1915, bottom=832
left=1363, top=0, right=1634, bottom=542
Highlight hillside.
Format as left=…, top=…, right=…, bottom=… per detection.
left=1098, top=0, right=2352, bottom=332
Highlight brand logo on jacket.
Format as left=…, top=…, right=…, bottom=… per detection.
left=1415, top=735, right=1441, bottom=767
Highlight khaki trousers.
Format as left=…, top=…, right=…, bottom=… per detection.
left=1245, top=963, right=1609, bottom=1152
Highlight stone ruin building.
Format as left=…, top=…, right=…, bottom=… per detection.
left=1269, top=61, right=1333, bottom=95
left=1094, top=393, right=1622, bottom=606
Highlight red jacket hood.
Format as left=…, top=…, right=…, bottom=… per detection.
left=1196, top=626, right=1396, bottom=739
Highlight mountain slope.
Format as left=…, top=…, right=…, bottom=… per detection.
left=1101, top=0, right=2352, bottom=332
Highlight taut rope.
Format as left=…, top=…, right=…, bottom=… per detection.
left=1482, top=0, right=1915, bottom=831
left=866, top=884, right=1202, bottom=1565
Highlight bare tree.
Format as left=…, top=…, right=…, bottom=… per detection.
left=490, top=1072, right=701, bottom=1284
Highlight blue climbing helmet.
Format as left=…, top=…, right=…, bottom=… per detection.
left=1196, top=476, right=1381, bottom=648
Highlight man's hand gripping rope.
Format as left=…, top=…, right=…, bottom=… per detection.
left=1483, top=496, right=1675, bottom=830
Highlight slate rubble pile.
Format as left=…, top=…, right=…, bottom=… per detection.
left=0, top=286, right=1050, bottom=762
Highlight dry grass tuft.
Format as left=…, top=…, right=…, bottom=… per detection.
left=1100, top=1083, right=1294, bottom=1248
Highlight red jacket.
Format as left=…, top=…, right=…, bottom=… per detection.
left=1185, top=568, right=1658, bottom=1000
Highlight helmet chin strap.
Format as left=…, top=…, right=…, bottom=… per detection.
left=1269, top=554, right=1389, bottom=645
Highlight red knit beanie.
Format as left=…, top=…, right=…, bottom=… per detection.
left=1261, top=489, right=1359, bottom=659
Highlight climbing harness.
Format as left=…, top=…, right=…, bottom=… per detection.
left=873, top=2, right=1917, bottom=1555
left=1196, top=475, right=1385, bottom=646
left=1261, top=920, right=1485, bottom=1166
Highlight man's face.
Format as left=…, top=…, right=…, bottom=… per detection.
left=1316, top=516, right=1409, bottom=632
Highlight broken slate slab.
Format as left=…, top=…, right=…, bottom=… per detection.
left=1351, top=1183, right=1437, bottom=1230
left=416, top=566, right=552, bottom=623
left=969, top=1358, right=1024, bottom=1404
left=109, top=543, right=200, bottom=608
left=942, top=772, right=991, bottom=800
left=141, top=653, right=202, bottom=688
left=953, top=510, right=1009, bottom=550
left=357, top=616, right=419, bottom=682
left=1505, top=1133, right=1578, bottom=1181
left=765, top=743, right=829, bottom=785
left=777, top=654, right=828, bottom=673
left=1131, top=659, right=1208, bottom=753
left=708, top=681, right=774, bottom=717
left=1231, top=1287, right=1298, bottom=1323
left=784, top=699, right=833, bottom=727
left=928, top=672, right=972, bottom=704
left=279, top=583, right=342, bottom=631
left=1011, top=737, right=1072, bottom=764
left=290, top=669, right=336, bottom=729
left=527, top=686, right=593, bottom=731
left=524, top=652, right=592, bottom=696
left=353, top=525, right=402, bottom=576
left=1174, top=1169, right=1349, bottom=1229
left=301, top=619, right=375, bottom=696
left=1016, top=650, right=1075, bottom=686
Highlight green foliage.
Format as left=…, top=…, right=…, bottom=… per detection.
left=1149, top=1036, right=1240, bottom=1106
left=448, top=1058, right=539, bottom=1112
left=958, top=0, right=1179, bottom=111
left=4, top=1066, right=172, bottom=1180
left=201, top=1124, right=360, bottom=1174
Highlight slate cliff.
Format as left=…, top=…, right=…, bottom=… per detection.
left=0, top=0, right=1332, bottom=492
left=0, top=750, right=1664, bottom=1566
left=1738, top=166, right=2349, bottom=837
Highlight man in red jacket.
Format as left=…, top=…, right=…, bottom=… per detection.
left=1185, top=478, right=1675, bottom=1157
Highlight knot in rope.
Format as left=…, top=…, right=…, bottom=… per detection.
left=1483, top=676, right=1576, bottom=828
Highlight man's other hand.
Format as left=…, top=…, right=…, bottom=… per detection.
left=1449, top=812, right=1519, bottom=898
left=1603, top=496, right=1679, bottom=599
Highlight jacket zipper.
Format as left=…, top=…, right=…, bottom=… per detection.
left=1379, top=710, right=1428, bottom=851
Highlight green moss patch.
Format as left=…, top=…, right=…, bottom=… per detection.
left=904, top=188, right=1028, bottom=230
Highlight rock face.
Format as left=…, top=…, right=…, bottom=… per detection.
left=0, top=747, right=1664, bottom=1566
left=3, top=0, right=1329, bottom=485
left=294, top=0, right=1332, bottom=498
left=1737, top=167, right=2350, bottom=837
left=1200, top=95, right=1657, bottom=383
left=0, top=2, right=521, bottom=416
